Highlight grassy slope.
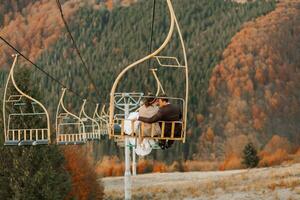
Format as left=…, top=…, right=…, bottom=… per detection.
left=102, top=163, right=300, bottom=199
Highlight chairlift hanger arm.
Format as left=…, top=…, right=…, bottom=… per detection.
left=93, top=104, right=109, bottom=124
left=55, top=88, right=85, bottom=133
left=79, top=99, right=100, bottom=127
left=93, top=104, right=101, bottom=119
left=101, top=105, right=108, bottom=116
left=150, top=68, right=165, bottom=96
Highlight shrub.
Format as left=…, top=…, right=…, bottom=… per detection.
left=264, top=135, right=293, bottom=154
left=95, top=156, right=124, bottom=177
left=137, top=159, right=153, bottom=174
left=219, top=154, right=242, bottom=171
left=259, top=149, right=290, bottom=167
left=153, top=161, right=167, bottom=173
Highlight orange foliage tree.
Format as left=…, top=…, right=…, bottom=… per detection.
left=0, top=0, right=79, bottom=68
left=219, top=154, right=242, bottom=171
left=201, top=0, right=300, bottom=160
left=259, top=149, right=289, bottom=167
left=63, top=146, right=104, bottom=200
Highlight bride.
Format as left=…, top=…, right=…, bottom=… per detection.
left=124, top=95, right=161, bottom=156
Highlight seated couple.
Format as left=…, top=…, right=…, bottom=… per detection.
left=136, top=94, right=182, bottom=150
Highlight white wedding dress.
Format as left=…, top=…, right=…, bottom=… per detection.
left=124, top=112, right=155, bottom=156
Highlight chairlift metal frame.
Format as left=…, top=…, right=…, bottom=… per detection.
left=93, top=104, right=109, bottom=135
left=2, top=54, right=50, bottom=146
left=150, top=68, right=165, bottom=96
left=109, top=0, right=189, bottom=143
left=56, top=88, right=86, bottom=145
left=79, top=99, right=101, bottom=140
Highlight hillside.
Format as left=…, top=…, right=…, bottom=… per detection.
left=0, top=0, right=281, bottom=163
left=198, top=0, right=300, bottom=162
left=102, top=163, right=300, bottom=199
left=0, top=0, right=137, bottom=69
left=0, top=0, right=79, bottom=69
left=8, top=0, right=274, bottom=162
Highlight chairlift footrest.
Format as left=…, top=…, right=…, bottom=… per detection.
left=18, top=140, right=35, bottom=146
left=4, top=141, right=20, bottom=146
left=57, top=141, right=86, bottom=145
left=33, top=140, right=49, bottom=145
left=86, top=138, right=101, bottom=141
left=151, top=144, right=162, bottom=149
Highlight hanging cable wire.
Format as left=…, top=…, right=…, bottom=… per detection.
left=148, top=0, right=157, bottom=56
left=146, top=0, right=158, bottom=93
left=0, top=35, right=98, bottom=104
left=56, top=0, right=101, bottom=101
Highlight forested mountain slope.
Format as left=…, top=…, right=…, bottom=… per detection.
left=35, top=0, right=275, bottom=161
left=199, top=0, right=300, bottom=161
left=0, top=0, right=79, bottom=69
left=0, top=0, right=136, bottom=69
left=0, top=0, right=38, bottom=26
left=0, top=0, right=276, bottom=162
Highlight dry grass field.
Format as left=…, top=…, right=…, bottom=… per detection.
left=102, top=163, right=300, bottom=200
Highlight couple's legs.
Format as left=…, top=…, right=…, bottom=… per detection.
left=158, top=140, right=174, bottom=149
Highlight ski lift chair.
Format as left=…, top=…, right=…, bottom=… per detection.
left=79, top=100, right=101, bottom=140
left=108, top=0, right=189, bottom=144
left=56, top=88, right=86, bottom=145
left=3, top=54, right=50, bottom=146
left=93, top=104, right=109, bottom=136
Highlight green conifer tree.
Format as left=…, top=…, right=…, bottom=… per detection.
left=242, top=142, right=259, bottom=168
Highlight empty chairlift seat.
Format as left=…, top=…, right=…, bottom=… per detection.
left=3, top=55, right=50, bottom=146
left=56, top=88, right=86, bottom=145
left=79, top=100, right=101, bottom=140
left=93, top=104, right=109, bottom=136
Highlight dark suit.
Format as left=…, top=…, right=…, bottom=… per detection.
left=138, top=103, right=182, bottom=148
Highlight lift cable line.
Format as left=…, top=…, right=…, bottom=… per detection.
left=0, top=35, right=98, bottom=105
left=148, top=0, right=156, bottom=68
left=56, top=0, right=102, bottom=101
left=149, top=0, right=157, bottom=56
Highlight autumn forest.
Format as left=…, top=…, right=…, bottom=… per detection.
left=0, top=0, right=299, bottom=199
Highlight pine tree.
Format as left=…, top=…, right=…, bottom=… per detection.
left=242, top=143, right=259, bottom=168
